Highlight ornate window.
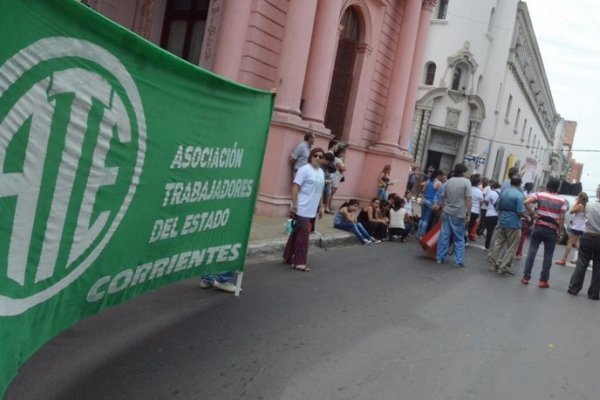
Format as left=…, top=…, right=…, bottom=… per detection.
left=446, top=43, right=477, bottom=93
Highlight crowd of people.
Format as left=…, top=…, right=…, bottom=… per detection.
left=282, top=133, right=600, bottom=300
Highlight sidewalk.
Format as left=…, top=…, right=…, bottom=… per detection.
left=246, top=213, right=356, bottom=257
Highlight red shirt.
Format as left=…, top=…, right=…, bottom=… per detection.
left=531, top=192, right=567, bottom=231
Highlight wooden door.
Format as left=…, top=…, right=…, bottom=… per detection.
left=325, top=40, right=357, bottom=138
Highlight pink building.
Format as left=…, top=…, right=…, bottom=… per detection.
left=83, top=0, right=437, bottom=216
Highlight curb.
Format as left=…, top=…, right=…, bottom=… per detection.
left=247, top=231, right=357, bottom=258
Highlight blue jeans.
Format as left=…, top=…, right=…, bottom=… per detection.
left=436, top=213, right=466, bottom=265
left=201, top=271, right=234, bottom=285
left=334, top=220, right=374, bottom=243
left=377, top=187, right=388, bottom=201
left=418, top=199, right=434, bottom=237
left=523, top=225, right=557, bottom=282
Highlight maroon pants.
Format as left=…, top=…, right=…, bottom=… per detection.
left=516, top=220, right=530, bottom=256
left=283, top=216, right=312, bottom=265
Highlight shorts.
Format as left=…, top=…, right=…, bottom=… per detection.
left=570, top=228, right=584, bottom=237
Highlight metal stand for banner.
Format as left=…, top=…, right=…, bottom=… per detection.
left=235, top=272, right=244, bottom=297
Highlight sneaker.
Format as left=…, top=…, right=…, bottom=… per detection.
left=436, top=259, right=443, bottom=264
left=362, top=239, right=371, bottom=245
left=371, top=239, right=382, bottom=244
left=588, top=294, right=600, bottom=301
left=213, top=281, right=237, bottom=293
left=538, top=280, right=550, bottom=289
left=555, top=259, right=566, bottom=266
left=489, top=265, right=498, bottom=272
left=453, top=263, right=465, bottom=268
left=567, top=289, right=578, bottom=296
left=498, top=269, right=514, bottom=276
left=200, top=280, right=213, bottom=289
left=521, top=277, right=530, bottom=285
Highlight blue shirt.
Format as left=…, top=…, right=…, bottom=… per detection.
left=424, top=179, right=438, bottom=202
left=496, top=187, right=525, bottom=229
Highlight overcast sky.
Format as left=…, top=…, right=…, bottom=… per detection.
left=525, top=0, right=600, bottom=193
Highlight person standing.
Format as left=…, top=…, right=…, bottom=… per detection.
left=283, top=148, right=326, bottom=272
left=403, top=191, right=416, bottom=236
left=488, top=175, right=526, bottom=276
left=376, top=164, right=394, bottom=201
left=436, top=164, right=472, bottom=267
left=289, top=132, right=315, bottom=177
left=483, top=181, right=501, bottom=250
left=521, top=178, right=568, bottom=288
left=468, top=175, right=484, bottom=241
left=477, top=178, right=490, bottom=236
left=555, top=192, right=588, bottom=266
left=568, top=185, right=600, bottom=299
left=500, top=167, right=520, bottom=192
left=327, top=145, right=347, bottom=213
left=418, top=169, right=443, bottom=237
left=406, top=164, right=421, bottom=193
left=515, top=182, right=535, bottom=260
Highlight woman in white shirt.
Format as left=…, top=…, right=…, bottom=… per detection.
left=483, top=181, right=501, bottom=250
left=283, top=148, right=326, bottom=272
left=388, top=197, right=409, bottom=241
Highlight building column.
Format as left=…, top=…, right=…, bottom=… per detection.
left=466, top=120, right=480, bottom=155
left=399, top=0, right=437, bottom=150
left=416, top=109, right=432, bottom=167
left=374, top=0, right=422, bottom=149
left=212, top=0, right=253, bottom=81
left=301, top=0, right=344, bottom=125
left=274, top=0, right=319, bottom=117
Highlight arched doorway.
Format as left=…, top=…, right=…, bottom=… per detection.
left=325, top=7, right=360, bottom=139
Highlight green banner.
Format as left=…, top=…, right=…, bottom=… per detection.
left=0, top=0, right=273, bottom=395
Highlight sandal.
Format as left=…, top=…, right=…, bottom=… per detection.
left=555, top=259, right=566, bottom=266
left=292, top=264, right=311, bottom=272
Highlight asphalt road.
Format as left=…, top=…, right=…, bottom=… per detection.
left=6, top=238, right=600, bottom=400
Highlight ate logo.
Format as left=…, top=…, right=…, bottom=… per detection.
left=0, top=37, right=146, bottom=316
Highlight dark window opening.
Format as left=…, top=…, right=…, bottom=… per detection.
left=160, top=0, right=211, bottom=62
left=425, top=63, right=436, bottom=85
left=437, top=0, right=449, bottom=20
left=451, top=67, right=462, bottom=91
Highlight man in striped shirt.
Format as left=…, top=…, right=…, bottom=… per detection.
left=521, top=178, right=568, bottom=288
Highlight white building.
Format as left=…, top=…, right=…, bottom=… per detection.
left=411, top=0, right=560, bottom=187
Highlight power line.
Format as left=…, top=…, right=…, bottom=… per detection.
left=474, top=135, right=600, bottom=153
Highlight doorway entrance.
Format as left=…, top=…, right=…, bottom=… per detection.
left=426, top=151, right=455, bottom=174
left=325, top=7, right=360, bottom=139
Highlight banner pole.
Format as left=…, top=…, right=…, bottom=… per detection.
left=235, top=272, right=244, bottom=297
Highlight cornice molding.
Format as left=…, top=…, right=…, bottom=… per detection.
left=509, top=3, right=559, bottom=143
left=422, top=0, right=437, bottom=12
